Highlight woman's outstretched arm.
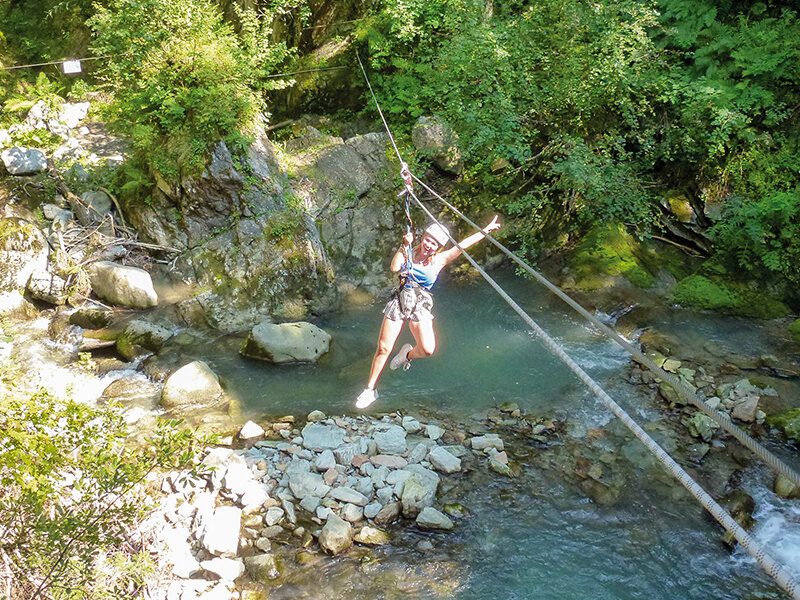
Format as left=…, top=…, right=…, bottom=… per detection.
left=438, top=215, right=501, bottom=266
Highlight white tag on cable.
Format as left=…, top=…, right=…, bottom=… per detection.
left=62, top=60, right=82, bottom=74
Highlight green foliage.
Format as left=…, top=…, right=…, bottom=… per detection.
left=88, top=0, right=293, bottom=180
left=672, top=274, right=789, bottom=318
left=2, top=72, right=65, bottom=115
left=566, top=224, right=655, bottom=290
left=767, top=408, right=800, bottom=441
left=790, top=319, right=800, bottom=344
left=709, top=189, right=800, bottom=287
left=0, top=388, right=211, bottom=599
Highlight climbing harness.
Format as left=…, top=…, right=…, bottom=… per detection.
left=355, top=52, right=800, bottom=598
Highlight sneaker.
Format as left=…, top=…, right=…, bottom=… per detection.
left=355, top=388, right=378, bottom=409
left=390, top=343, right=413, bottom=371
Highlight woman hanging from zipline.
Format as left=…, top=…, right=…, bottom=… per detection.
left=355, top=214, right=501, bottom=409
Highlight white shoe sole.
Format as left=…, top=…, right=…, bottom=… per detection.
left=390, top=343, right=413, bottom=371
left=355, top=389, right=378, bottom=409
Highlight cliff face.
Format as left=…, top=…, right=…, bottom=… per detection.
left=121, top=117, right=404, bottom=332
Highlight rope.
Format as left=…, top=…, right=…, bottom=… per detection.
left=405, top=187, right=800, bottom=599
left=410, top=174, right=800, bottom=491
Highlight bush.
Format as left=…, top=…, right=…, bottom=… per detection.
left=790, top=319, right=800, bottom=344
left=88, top=0, right=293, bottom=180
left=672, top=274, right=789, bottom=318
left=0, top=388, right=210, bottom=599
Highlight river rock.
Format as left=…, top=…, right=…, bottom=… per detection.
left=26, top=268, right=69, bottom=305
left=471, top=434, right=504, bottom=451
left=319, top=513, right=352, bottom=555
left=307, top=409, right=326, bottom=422
left=373, top=424, right=407, bottom=454
left=116, top=319, right=173, bottom=360
left=426, top=424, right=445, bottom=440
left=240, top=321, right=331, bottom=363
left=202, top=506, right=241, bottom=557
left=416, top=506, right=454, bottom=530
left=239, top=420, right=264, bottom=441
left=402, top=416, right=421, bottom=433
left=87, top=261, right=158, bottom=308
left=301, top=423, right=346, bottom=451
left=0, top=216, right=48, bottom=293
left=341, top=503, right=364, bottom=523
left=411, top=116, right=463, bottom=174
left=201, top=557, right=245, bottom=581
left=100, top=377, right=160, bottom=405
left=428, top=445, right=462, bottom=474
left=354, top=526, right=389, bottom=545
left=400, top=465, right=440, bottom=517
left=314, top=449, right=336, bottom=471
left=370, top=455, right=408, bottom=469
left=1, top=147, right=47, bottom=175
left=244, top=553, right=281, bottom=580
left=288, top=471, right=330, bottom=500
left=69, top=307, right=113, bottom=329
left=375, top=501, right=402, bottom=525
left=161, top=360, right=223, bottom=409
left=74, top=190, right=112, bottom=225
left=775, top=474, right=800, bottom=499
left=685, top=413, right=719, bottom=442
left=732, top=397, right=759, bottom=423
left=328, top=486, right=369, bottom=506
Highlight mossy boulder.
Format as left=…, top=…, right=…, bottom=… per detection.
left=565, top=225, right=655, bottom=291
left=790, top=319, right=800, bottom=344
left=672, top=275, right=789, bottom=319
left=767, top=409, right=800, bottom=441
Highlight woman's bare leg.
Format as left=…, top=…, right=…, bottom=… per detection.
left=407, top=317, right=436, bottom=360
left=366, top=317, right=405, bottom=389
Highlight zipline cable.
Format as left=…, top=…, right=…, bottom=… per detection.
left=409, top=172, right=800, bottom=490
left=405, top=186, right=800, bottom=600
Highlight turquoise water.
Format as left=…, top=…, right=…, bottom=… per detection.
left=188, top=269, right=797, bottom=599
left=197, top=271, right=630, bottom=421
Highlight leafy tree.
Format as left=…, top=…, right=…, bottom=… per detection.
left=0, top=388, right=211, bottom=599
left=88, top=0, right=293, bottom=180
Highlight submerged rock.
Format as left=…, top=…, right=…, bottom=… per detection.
left=116, top=319, right=173, bottom=361
left=354, top=526, right=389, bottom=545
left=244, top=553, right=282, bottom=581
left=415, top=507, right=454, bottom=531
left=240, top=321, right=331, bottom=363
left=161, top=360, right=223, bottom=409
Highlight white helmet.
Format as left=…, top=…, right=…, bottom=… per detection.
left=425, top=223, right=450, bottom=247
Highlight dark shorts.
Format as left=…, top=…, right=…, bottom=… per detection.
left=382, top=286, right=434, bottom=322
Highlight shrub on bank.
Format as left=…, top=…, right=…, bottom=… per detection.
left=0, top=387, right=209, bottom=599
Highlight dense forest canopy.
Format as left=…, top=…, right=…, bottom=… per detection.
left=1, top=0, right=798, bottom=303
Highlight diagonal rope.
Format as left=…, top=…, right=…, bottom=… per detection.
left=405, top=187, right=800, bottom=600
left=410, top=172, right=800, bottom=490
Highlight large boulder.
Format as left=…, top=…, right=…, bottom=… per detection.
left=240, top=321, right=331, bottom=363
left=161, top=360, right=223, bottom=409
left=87, top=261, right=158, bottom=308
left=0, top=216, right=48, bottom=292
left=74, top=190, right=113, bottom=226
left=0, top=147, right=47, bottom=175
left=411, top=116, right=463, bottom=174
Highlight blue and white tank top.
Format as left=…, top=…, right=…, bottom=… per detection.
left=405, top=260, right=440, bottom=291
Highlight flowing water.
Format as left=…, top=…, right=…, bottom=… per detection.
left=14, top=270, right=800, bottom=599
